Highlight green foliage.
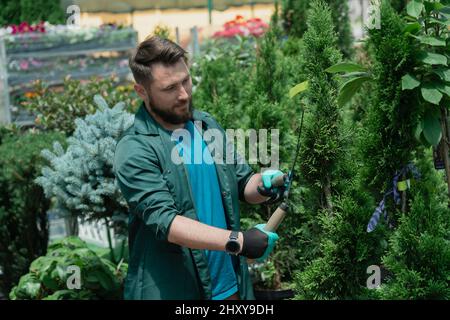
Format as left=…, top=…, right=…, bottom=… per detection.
left=281, top=0, right=309, bottom=38
left=324, top=0, right=354, bottom=58
left=281, top=0, right=353, bottom=57
left=325, top=60, right=374, bottom=108
left=35, top=96, right=134, bottom=264
left=0, top=0, right=65, bottom=26
left=9, top=237, right=128, bottom=300
left=298, top=0, right=343, bottom=211
left=294, top=180, right=386, bottom=299
left=24, top=76, right=140, bottom=136
left=19, top=0, right=65, bottom=25
left=392, top=0, right=410, bottom=13
left=194, top=29, right=305, bottom=289
left=379, top=150, right=450, bottom=299
left=360, top=0, right=421, bottom=198
left=0, top=124, right=19, bottom=145
left=255, top=27, right=280, bottom=102
left=401, top=1, right=450, bottom=146
left=0, top=130, right=66, bottom=295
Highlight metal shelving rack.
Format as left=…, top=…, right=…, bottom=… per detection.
left=0, top=27, right=137, bottom=126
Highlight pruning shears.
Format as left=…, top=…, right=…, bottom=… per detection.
left=264, top=109, right=305, bottom=232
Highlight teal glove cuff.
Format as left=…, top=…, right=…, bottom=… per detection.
left=254, top=224, right=279, bottom=263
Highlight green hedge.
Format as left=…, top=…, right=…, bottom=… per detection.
left=0, top=0, right=65, bottom=26
left=0, top=130, right=66, bottom=295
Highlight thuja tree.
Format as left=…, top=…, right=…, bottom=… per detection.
left=281, top=0, right=353, bottom=57
left=191, top=36, right=256, bottom=129
left=35, top=96, right=134, bottom=264
left=294, top=174, right=388, bottom=299
left=325, top=0, right=354, bottom=58
left=293, top=1, right=388, bottom=300
left=298, top=0, right=343, bottom=212
left=378, top=151, right=450, bottom=299
left=255, top=26, right=281, bottom=103
left=375, top=0, right=450, bottom=300
left=281, top=0, right=309, bottom=38
left=359, top=0, right=420, bottom=213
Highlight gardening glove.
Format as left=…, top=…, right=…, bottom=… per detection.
left=240, top=224, right=279, bottom=263
left=257, top=169, right=287, bottom=204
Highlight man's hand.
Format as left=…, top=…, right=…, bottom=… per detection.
left=257, top=169, right=287, bottom=204
left=239, top=224, right=279, bottom=262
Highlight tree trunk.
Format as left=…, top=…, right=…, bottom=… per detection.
left=439, top=106, right=450, bottom=207
left=104, top=217, right=116, bottom=264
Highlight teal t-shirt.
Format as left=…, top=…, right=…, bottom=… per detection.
left=172, top=120, right=238, bottom=300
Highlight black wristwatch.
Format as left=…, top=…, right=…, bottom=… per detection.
left=225, top=231, right=241, bottom=255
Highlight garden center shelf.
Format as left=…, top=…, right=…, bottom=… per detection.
left=0, top=25, right=138, bottom=126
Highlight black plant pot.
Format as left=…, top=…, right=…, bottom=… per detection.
left=254, top=289, right=295, bottom=300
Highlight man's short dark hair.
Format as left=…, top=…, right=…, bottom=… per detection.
left=129, top=36, right=188, bottom=86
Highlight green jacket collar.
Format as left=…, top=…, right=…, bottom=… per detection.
left=134, top=102, right=209, bottom=135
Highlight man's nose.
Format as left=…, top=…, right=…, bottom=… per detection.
left=178, top=85, right=189, bottom=101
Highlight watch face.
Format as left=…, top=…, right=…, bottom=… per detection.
left=226, top=240, right=240, bottom=254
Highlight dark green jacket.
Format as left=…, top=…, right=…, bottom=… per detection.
left=114, top=103, right=256, bottom=300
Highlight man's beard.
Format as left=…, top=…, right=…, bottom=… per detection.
left=147, top=94, right=194, bottom=125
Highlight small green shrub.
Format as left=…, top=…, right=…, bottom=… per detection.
left=9, top=236, right=128, bottom=300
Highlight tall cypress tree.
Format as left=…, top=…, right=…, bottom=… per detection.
left=360, top=0, right=419, bottom=207
left=281, top=0, right=353, bottom=57
left=281, top=0, right=309, bottom=38
left=294, top=0, right=385, bottom=300
left=298, top=0, right=343, bottom=212
left=379, top=151, right=450, bottom=299
left=325, top=0, right=354, bottom=58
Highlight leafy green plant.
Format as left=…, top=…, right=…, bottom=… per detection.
left=9, top=236, right=128, bottom=300
left=35, top=96, right=134, bottom=264
left=325, top=62, right=373, bottom=107
left=0, top=130, right=66, bottom=295
left=400, top=0, right=450, bottom=147
left=23, top=76, right=140, bottom=136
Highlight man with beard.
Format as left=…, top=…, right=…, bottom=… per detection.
left=114, top=36, right=285, bottom=300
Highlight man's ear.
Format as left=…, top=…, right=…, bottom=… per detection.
left=134, top=83, right=148, bottom=101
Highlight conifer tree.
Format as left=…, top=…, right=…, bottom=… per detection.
left=36, top=95, right=134, bottom=262
left=379, top=152, right=450, bottom=299
left=298, top=0, right=343, bottom=212
left=360, top=0, right=420, bottom=216
left=281, top=0, right=353, bottom=57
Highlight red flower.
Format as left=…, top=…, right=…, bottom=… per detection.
left=213, top=15, right=269, bottom=39
left=7, top=21, right=46, bottom=34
